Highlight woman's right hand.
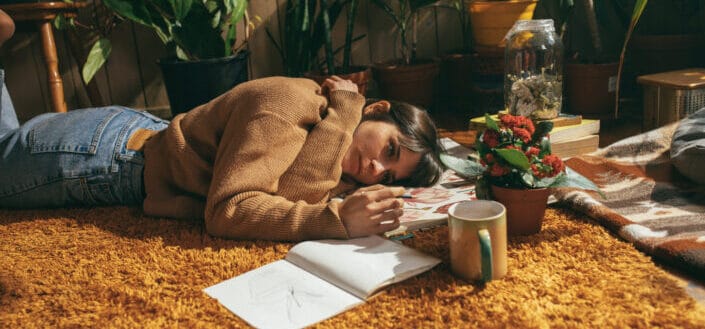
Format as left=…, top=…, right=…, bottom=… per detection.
left=321, top=75, right=358, bottom=95
left=338, top=185, right=405, bottom=238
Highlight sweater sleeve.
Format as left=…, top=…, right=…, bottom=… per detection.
left=205, top=87, right=365, bottom=241
left=276, top=90, right=365, bottom=198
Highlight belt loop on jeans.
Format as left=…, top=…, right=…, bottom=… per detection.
left=126, top=128, right=158, bottom=152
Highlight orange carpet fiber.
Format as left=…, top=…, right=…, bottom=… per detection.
left=1, top=206, right=704, bottom=328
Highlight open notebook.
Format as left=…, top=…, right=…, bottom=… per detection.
left=204, top=235, right=440, bottom=329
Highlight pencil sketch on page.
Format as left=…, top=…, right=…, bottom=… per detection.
left=247, top=264, right=326, bottom=323
left=203, top=260, right=361, bottom=329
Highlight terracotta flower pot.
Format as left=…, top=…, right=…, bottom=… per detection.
left=565, top=62, right=619, bottom=120
left=304, top=66, right=373, bottom=96
left=373, top=59, right=440, bottom=108
left=490, top=185, right=550, bottom=236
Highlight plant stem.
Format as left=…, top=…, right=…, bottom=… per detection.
left=321, top=0, right=335, bottom=74
left=343, top=0, right=359, bottom=71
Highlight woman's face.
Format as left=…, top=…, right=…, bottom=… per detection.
left=341, top=120, right=422, bottom=186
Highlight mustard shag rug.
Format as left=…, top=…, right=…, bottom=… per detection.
left=1, top=206, right=704, bottom=328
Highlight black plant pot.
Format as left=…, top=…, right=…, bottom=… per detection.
left=158, top=51, right=249, bottom=116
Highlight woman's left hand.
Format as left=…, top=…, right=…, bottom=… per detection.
left=338, top=185, right=405, bottom=238
left=321, top=75, right=358, bottom=95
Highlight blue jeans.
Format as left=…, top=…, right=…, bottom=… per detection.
left=0, top=106, right=168, bottom=208
left=0, top=69, right=18, bottom=140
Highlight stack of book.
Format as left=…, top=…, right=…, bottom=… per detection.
left=469, top=113, right=600, bottom=159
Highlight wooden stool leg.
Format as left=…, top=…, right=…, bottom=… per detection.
left=38, top=20, right=66, bottom=113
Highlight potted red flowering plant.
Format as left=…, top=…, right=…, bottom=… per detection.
left=442, top=113, right=601, bottom=236
left=477, top=114, right=564, bottom=188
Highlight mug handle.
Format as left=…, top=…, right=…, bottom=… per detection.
left=478, top=228, right=493, bottom=283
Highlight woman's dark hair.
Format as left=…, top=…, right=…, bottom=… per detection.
left=362, top=99, right=445, bottom=187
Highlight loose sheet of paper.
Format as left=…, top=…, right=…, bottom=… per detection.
left=204, top=260, right=362, bottom=329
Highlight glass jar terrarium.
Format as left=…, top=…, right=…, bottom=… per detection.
left=504, top=19, right=563, bottom=120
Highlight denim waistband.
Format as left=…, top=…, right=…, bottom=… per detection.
left=0, top=106, right=168, bottom=208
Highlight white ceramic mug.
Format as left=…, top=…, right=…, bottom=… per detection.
left=448, top=200, right=508, bottom=283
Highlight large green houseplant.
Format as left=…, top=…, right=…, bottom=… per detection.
left=533, top=0, right=647, bottom=119
left=90, top=0, right=251, bottom=115
left=370, top=0, right=440, bottom=108
left=269, top=0, right=371, bottom=93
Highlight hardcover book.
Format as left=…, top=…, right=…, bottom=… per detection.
left=469, top=113, right=600, bottom=143
left=551, top=134, right=600, bottom=159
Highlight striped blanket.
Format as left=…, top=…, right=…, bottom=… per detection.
left=554, top=123, right=705, bottom=277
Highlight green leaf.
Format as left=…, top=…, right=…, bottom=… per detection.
left=225, top=0, right=248, bottom=55
left=211, top=10, right=222, bottom=29
left=521, top=171, right=539, bottom=188
left=176, top=47, right=189, bottom=61
left=631, top=0, right=648, bottom=23
left=485, top=113, right=499, bottom=131
left=82, top=38, right=112, bottom=83
left=103, top=0, right=155, bottom=27
left=173, top=3, right=225, bottom=60
left=230, top=0, right=247, bottom=23
left=225, top=0, right=247, bottom=56
left=549, top=167, right=605, bottom=198
left=169, top=0, right=194, bottom=22
left=53, top=15, right=67, bottom=30
left=440, top=153, right=485, bottom=180
left=203, top=0, right=218, bottom=13
left=495, top=149, right=530, bottom=170
left=533, top=174, right=560, bottom=189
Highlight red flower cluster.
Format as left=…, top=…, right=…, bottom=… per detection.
left=477, top=113, right=565, bottom=187
left=480, top=153, right=511, bottom=177
left=530, top=154, right=565, bottom=178
left=500, top=114, right=535, bottom=143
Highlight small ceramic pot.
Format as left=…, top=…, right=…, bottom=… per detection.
left=490, top=184, right=550, bottom=236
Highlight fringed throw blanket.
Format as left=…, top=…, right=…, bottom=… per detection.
left=554, top=124, right=705, bottom=277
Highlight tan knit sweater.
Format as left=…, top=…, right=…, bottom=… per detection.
left=142, top=77, right=365, bottom=241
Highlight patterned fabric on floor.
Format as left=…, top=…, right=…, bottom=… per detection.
left=555, top=123, right=705, bottom=278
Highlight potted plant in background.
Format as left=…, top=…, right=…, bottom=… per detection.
left=433, top=0, right=476, bottom=124
left=454, top=0, right=537, bottom=117
left=533, top=0, right=648, bottom=119
left=533, top=0, right=626, bottom=120
left=370, top=0, right=440, bottom=109
left=90, top=0, right=252, bottom=116
left=303, top=0, right=373, bottom=95
left=269, top=0, right=372, bottom=94
left=441, top=113, right=602, bottom=236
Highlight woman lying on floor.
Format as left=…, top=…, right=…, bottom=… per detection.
left=0, top=75, right=444, bottom=242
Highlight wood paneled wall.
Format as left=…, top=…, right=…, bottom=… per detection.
left=0, top=0, right=464, bottom=122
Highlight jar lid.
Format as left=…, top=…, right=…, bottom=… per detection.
left=504, top=19, right=555, bottom=41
